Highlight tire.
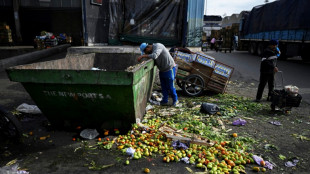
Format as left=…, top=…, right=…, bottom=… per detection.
left=182, top=74, right=205, bottom=97
left=301, top=46, right=310, bottom=61
left=176, top=79, right=183, bottom=89
left=257, top=43, right=264, bottom=56
left=249, top=43, right=257, bottom=55
left=0, top=106, right=23, bottom=139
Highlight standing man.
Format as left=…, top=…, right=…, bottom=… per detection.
left=210, top=37, right=216, bottom=50
left=255, top=40, right=279, bottom=102
left=233, top=34, right=238, bottom=50
left=138, top=43, right=178, bottom=106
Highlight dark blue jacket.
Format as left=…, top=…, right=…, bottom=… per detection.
left=260, top=47, right=277, bottom=74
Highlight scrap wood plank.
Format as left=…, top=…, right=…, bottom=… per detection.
left=159, top=124, right=214, bottom=147
left=165, top=134, right=214, bottom=147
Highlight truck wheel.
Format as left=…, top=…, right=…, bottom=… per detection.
left=257, top=43, right=264, bottom=56
left=182, top=74, right=205, bottom=97
left=301, top=46, right=310, bottom=61
left=250, top=43, right=257, bottom=55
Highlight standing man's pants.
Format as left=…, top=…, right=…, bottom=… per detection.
left=159, top=67, right=178, bottom=104
left=256, top=73, right=275, bottom=100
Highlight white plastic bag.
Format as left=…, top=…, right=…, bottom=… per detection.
left=80, top=129, right=99, bottom=140
left=0, top=163, right=29, bottom=174
left=16, top=103, right=42, bottom=114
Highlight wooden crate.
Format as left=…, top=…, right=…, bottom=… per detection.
left=176, top=68, right=190, bottom=80
left=206, top=61, right=234, bottom=93
left=174, top=51, right=234, bottom=94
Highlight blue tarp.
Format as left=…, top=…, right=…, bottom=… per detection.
left=243, top=0, right=310, bottom=35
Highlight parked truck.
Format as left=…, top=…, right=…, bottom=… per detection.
left=238, top=0, right=310, bottom=61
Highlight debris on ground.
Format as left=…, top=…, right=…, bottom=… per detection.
left=232, top=118, right=247, bottom=126
left=0, top=159, right=29, bottom=174
left=269, top=121, right=282, bottom=126
left=200, top=103, right=220, bottom=115
left=285, top=158, right=299, bottom=167
left=88, top=93, right=271, bottom=173
left=252, top=155, right=274, bottom=169
left=80, top=129, right=99, bottom=140
left=16, top=103, right=42, bottom=114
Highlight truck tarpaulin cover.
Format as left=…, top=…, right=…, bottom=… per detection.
left=243, top=0, right=310, bottom=34
left=112, top=0, right=184, bottom=46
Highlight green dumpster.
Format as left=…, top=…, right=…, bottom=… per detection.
left=6, top=52, right=156, bottom=131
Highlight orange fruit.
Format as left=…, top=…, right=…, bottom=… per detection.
left=144, top=168, right=150, bottom=173
left=104, top=131, right=109, bottom=136
left=220, top=141, right=226, bottom=146
left=163, top=157, right=167, bottom=162
left=72, top=137, right=76, bottom=141
left=98, top=137, right=102, bottom=141
left=232, top=133, right=238, bottom=137
left=29, top=131, right=33, bottom=136
left=260, top=160, right=266, bottom=166
left=183, top=127, right=188, bottom=131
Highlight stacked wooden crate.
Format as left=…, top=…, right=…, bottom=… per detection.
left=174, top=51, right=234, bottom=94
left=206, top=61, right=234, bottom=93
left=0, top=23, right=13, bottom=44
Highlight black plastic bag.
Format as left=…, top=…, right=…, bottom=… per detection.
left=200, top=103, right=220, bottom=115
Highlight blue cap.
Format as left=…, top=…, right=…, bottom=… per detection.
left=269, top=39, right=278, bottom=45
left=140, top=43, right=148, bottom=55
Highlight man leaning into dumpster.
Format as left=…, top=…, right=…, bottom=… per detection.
left=137, top=43, right=178, bottom=106
left=255, top=39, right=279, bottom=102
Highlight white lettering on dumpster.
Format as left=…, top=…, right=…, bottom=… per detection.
left=42, top=91, right=112, bottom=100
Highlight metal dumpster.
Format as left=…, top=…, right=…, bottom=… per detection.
left=6, top=52, right=156, bottom=131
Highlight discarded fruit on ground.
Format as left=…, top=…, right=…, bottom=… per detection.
left=232, top=133, right=238, bottom=137
left=260, top=160, right=265, bottom=166
left=98, top=137, right=102, bottom=141
left=104, top=130, right=109, bottom=136
left=144, top=168, right=150, bottom=173
left=125, top=160, right=130, bottom=165
left=253, top=166, right=260, bottom=172
left=261, top=167, right=266, bottom=172
left=72, top=137, right=76, bottom=141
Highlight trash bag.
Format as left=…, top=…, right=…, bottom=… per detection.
left=16, top=103, right=42, bottom=114
left=0, top=163, right=29, bottom=174
left=200, top=103, right=220, bottom=115
left=80, top=129, right=99, bottom=140
left=126, top=147, right=135, bottom=157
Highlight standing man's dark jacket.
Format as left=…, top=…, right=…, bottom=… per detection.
left=260, top=47, right=277, bottom=74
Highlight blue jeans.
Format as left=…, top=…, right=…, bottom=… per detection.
left=159, top=67, right=178, bottom=103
